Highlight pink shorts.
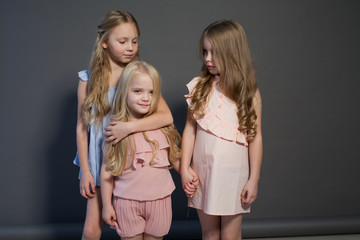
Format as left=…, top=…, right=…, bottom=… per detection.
left=112, top=195, right=172, bottom=238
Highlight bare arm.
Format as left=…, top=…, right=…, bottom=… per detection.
left=76, top=80, right=95, bottom=198
left=180, top=110, right=199, bottom=197
left=100, top=144, right=117, bottom=227
left=105, top=95, right=173, bottom=144
left=241, top=89, right=263, bottom=206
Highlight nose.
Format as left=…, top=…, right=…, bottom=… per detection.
left=141, top=93, right=150, bottom=102
left=205, top=52, right=212, bottom=63
left=127, top=42, right=134, bottom=51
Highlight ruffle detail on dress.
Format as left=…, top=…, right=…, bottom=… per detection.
left=78, top=69, right=90, bottom=81
left=185, top=77, right=248, bottom=147
left=133, top=130, right=170, bottom=153
left=195, top=108, right=248, bottom=146
left=121, top=130, right=171, bottom=174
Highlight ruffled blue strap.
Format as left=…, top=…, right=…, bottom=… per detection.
left=78, top=69, right=90, bottom=81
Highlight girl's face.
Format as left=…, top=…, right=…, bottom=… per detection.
left=102, top=22, right=139, bottom=66
left=127, top=73, right=154, bottom=120
left=203, top=36, right=219, bottom=75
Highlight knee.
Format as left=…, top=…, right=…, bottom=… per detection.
left=202, top=229, right=221, bottom=240
left=221, top=230, right=242, bottom=240
left=82, top=224, right=102, bottom=240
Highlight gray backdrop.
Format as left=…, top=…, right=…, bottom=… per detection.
left=1, top=0, right=360, bottom=239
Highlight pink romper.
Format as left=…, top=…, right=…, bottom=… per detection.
left=112, top=129, right=175, bottom=237
left=186, top=77, right=250, bottom=216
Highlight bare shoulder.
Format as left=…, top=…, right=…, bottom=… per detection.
left=253, top=89, right=262, bottom=107
left=77, top=79, right=88, bottom=100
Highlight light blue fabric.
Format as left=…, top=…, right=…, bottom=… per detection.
left=73, top=69, right=116, bottom=187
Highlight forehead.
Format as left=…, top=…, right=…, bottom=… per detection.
left=110, top=22, right=138, bottom=38
left=203, top=36, right=213, bottom=49
left=130, top=73, right=153, bottom=87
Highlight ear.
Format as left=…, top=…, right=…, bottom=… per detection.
left=102, top=41, right=108, bottom=49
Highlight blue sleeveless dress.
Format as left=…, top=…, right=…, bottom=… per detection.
left=73, top=70, right=116, bottom=187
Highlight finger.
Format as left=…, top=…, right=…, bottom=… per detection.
left=191, top=180, right=199, bottom=188
left=112, top=139, right=120, bottom=145
left=185, top=182, right=196, bottom=190
left=106, top=136, right=115, bottom=142
left=90, top=182, right=96, bottom=194
left=109, top=122, right=117, bottom=126
left=184, top=188, right=195, bottom=195
left=80, top=188, right=89, bottom=199
left=104, top=131, right=111, bottom=136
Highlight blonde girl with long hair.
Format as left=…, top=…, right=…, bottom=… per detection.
left=100, top=61, right=197, bottom=240
left=180, top=20, right=263, bottom=240
left=74, top=11, right=174, bottom=240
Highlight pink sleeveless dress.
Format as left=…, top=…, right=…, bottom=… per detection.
left=186, top=77, right=250, bottom=215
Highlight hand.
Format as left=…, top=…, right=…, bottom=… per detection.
left=181, top=168, right=199, bottom=198
left=241, top=179, right=258, bottom=207
left=79, top=170, right=95, bottom=199
left=104, top=121, right=132, bottom=145
left=102, top=206, right=117, bottom=227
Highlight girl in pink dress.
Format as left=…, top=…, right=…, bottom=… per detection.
left=181, top=20, right=263, bottom=240
left=100, top=61, right=198, bottom=240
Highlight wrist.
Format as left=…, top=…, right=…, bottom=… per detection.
left=80, top=166, right=91, bottom=174
left=248, top=174, right=260, bottom=182
left=180, top=164, right=189, bottom=174
left=127, top=121, right=136, bottom=134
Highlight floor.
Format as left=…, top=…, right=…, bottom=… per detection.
left=247, top=234, right=360, bottom=240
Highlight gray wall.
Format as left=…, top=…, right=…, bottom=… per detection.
left=1, top=0, right=360, bottom=237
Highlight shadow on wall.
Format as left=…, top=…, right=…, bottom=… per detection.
left=46, top=91, right=86, bottom=224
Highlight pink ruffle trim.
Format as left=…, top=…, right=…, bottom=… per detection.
left=195, top=108, right=248, bottom=146
left=185, top=77, right=248, bottom=147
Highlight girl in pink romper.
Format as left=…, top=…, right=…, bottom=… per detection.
left=100, top=61, right=198, bottom=240
left=181, top=20, right=263, bottom=240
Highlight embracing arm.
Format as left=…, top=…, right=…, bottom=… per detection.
left=105, top=95, right=173, bottom=144
left=100, top=145, right=117, bottom=227
left=76, top=80, right=95, bottom=199
left=241, top=89, right=263, bottom=206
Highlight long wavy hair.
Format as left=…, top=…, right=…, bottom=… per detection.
left=83, top=10, right=140, bottom=125
left=189, top=20, right=258, bottom=141
left=104, top=61, right=181, bottom=176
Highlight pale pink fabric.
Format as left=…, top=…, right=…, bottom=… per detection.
left=113, top=129, right=175, bottom=200
left=113, top=195, right=172, bottom=238
left=186, top=77, right=250, bottom=215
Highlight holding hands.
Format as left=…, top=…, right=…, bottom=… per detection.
left=181, top=167, right=199, bottom=198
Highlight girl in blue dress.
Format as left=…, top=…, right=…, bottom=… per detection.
left=74, top=11, right=174, bottom=240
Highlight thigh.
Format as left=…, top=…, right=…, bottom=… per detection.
left=114, top=198, right=146, bottom=238
left=121, top=233, right=143, bottom=240
left=221, top=214, right=243, bottom=240
left=196, top=209, right=221, bottom=240
left=84, top=187, right=103, bottom=227
left=144, top=196, right=172, bottom=238
left=144, top=233, right=163, bottom=240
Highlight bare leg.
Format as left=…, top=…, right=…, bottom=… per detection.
left=122, top=233, right=143, bottom=240
left=82, top=188, right=104, bottom=240
left=144, top=233, right=163, bottom=240
left=221, top=214, right=243, bottom=240
left=196, top=209, right=221, bottom=240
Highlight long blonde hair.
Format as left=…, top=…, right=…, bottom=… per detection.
left=190, top=20, right=258, bottom=141
left=104, top=61, right=181, bottom=176
left=83, top=10, right=140, bottom=125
